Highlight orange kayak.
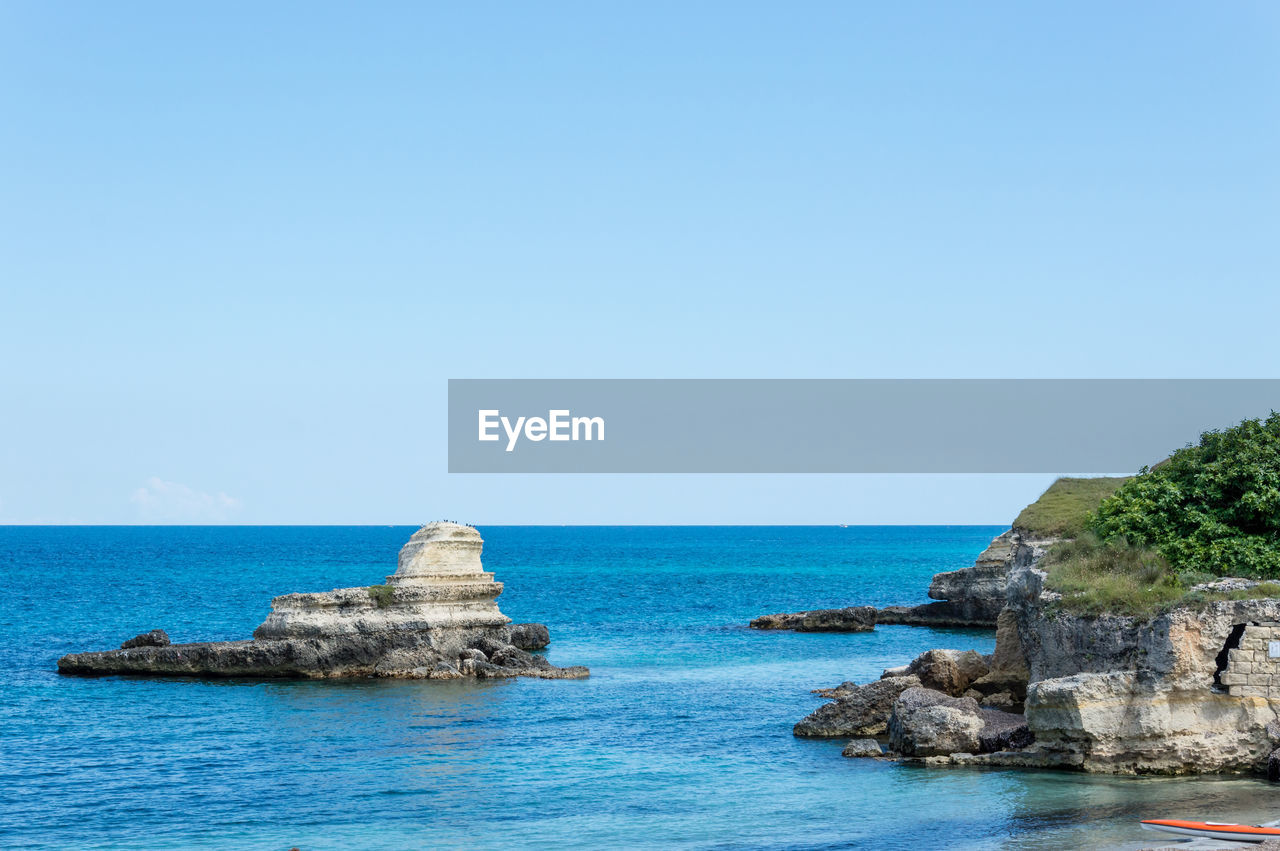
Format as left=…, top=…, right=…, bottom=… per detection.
left=1141, top=819, right=1280, bottom=842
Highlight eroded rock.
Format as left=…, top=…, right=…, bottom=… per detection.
left=906, top=649, right=990, bottom=697
left=120, top=629, right=170, bottom=649
left=1009, top=563, right=1280, bottom=774
left=750, top=606, right=876, bottom=632
left=794, top=675, right=923, bottom=738
left=977, top=708, right=1033, bottom=752
left=58, top=523, right=587, bottom=682
left=841, top=738, right=883, bottom=758
left=888, top=687, right=984, bottom=757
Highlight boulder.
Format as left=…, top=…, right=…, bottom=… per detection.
left=794, top=675, right=923, bottom=738
left=841, top=738, right=883, bottom=758
left=750, top=607, right=876, bottom=632
left=507, top=622, right=551, bottom=650
left=1268, top=748, right=1280, bottom=783
left=906, top=649, right=990, bottom=697
left=977, top=708, right=1033, bottom=752
left=888, top=687, right=984, bottom=757
left=120, top=629, right=170, bottom=649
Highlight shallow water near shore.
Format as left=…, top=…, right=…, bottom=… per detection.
left=3, top=525, right=1277, bottom=850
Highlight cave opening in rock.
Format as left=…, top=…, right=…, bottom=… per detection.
left=1213, top=623, right=1248, bottom=691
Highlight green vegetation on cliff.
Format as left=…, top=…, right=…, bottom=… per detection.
left=1041, top=534, right=1183, bottom=616
left=367, top=584, right=395, bottom=608
left=1013, top=476, right=1129, bottom=537
left=1035, top=414, right=1280, bottom=616
left=1043, top=533, right=1280, bottom=617
left=1093, top=413, right=1280, bottom=579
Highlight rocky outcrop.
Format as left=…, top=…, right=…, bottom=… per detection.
left=904, top=648, right=990, bottom=696
left=1001, top=560, right=1280, bottom=775
left=751, top=528, right=1058, bottom=631
left=750, top=606, right=875, bottom=632
left=58, top=523, right=587, bottom=681
left=916, top=529, right=1058, bottom=626
left=782, top=491, right=1280, bottom=776
left=842, top=561, right=1280, bottom=775
left=793, top=675, right=923, bottom=737
left=863, top=544, right=1280, bottom=775
left=873, top=602, right=997, bottom=628
left=967, top=608, right=1031, bottom=712
left=771, top=528, right=1057, bottom=630
left=121, top=629, right=170, bottom=649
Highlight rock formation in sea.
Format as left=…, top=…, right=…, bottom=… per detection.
left=749, top=606, right=875, bottom=632
left=794, top=536, right=1280, bottom=776
left=58, top=522, right=587, bottom=681
left=750, top=527, right=1058, bottom=631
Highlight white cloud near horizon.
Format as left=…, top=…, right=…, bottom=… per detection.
left=130, top=477, right=242, bottom=523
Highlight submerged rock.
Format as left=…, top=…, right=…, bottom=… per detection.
left=750, top=606, right=876, bottom=632
left=841, top=738, right=884, bottom=758
left=58, top=523, right=587, bottom=681
left=794, top=675, right=922, bottom=738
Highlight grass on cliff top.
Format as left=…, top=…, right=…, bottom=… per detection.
left=1013, top=476, right=1130, bottom=537
left=367, top=584, right=395, bottom=608
left=1042, top=534, right=1280, bottom=618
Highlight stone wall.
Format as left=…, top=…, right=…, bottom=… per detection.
left=1223, top=623, right=1280, bottom=698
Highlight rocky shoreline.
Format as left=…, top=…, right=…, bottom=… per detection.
left=762, top=522, right=1280, bottom=778
left=58, top=523, right=588, bottom=681
left=751, top=529, right=1060, bottom=631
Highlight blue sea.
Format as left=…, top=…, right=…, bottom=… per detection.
left=3, top=526, right=1277, bottom=850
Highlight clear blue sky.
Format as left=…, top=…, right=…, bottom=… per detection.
left=2, top=2, right=1278, bottom=523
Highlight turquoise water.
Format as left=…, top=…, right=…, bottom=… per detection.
left=3, top=526, right=1277, bottom=850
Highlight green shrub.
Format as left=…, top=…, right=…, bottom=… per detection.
left=367, top=584, right=395, bottom=608
left=1092, top=412, right=1280, bottom=578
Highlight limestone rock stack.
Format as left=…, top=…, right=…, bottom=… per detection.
left=254, top=523, right=511, bottom=639
left=58, top=523, right=587, bottom=681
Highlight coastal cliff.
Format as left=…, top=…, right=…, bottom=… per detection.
left=1006, top=563, right=1280, bottom=774
left=787, top=425, right=1280, bottom=777
left=813, top=550, right=1280, bottom=776
left=58, top=523, right=587, bottom=680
